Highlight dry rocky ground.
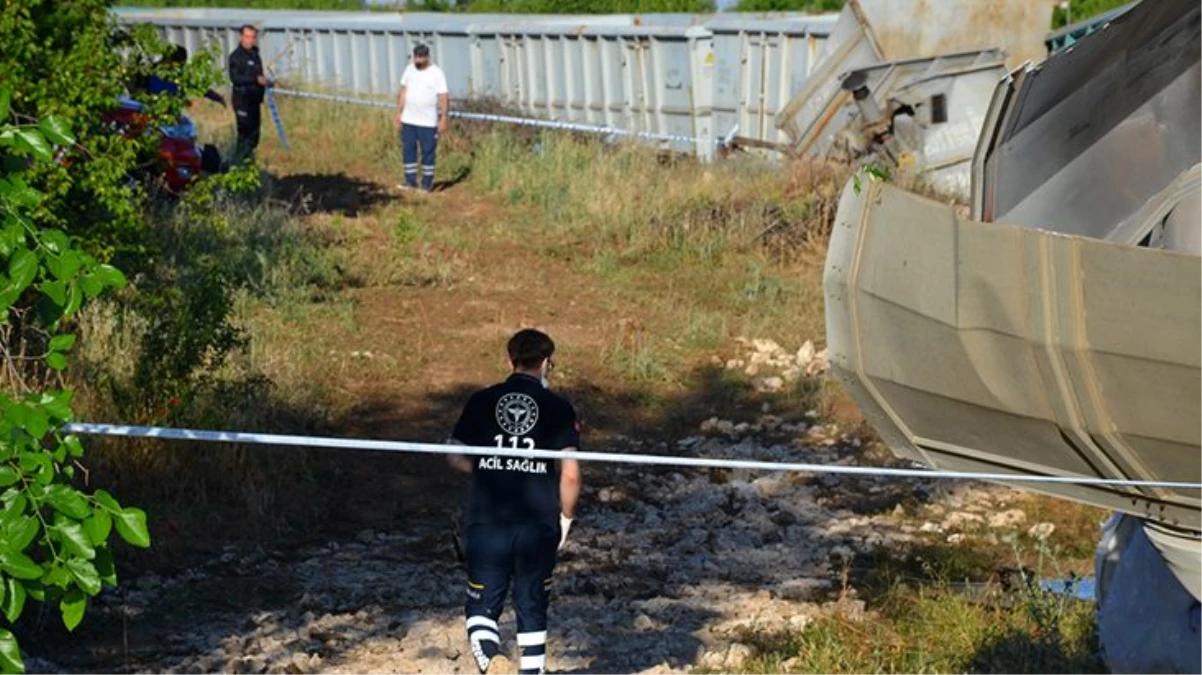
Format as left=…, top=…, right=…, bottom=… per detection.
left=32, top=339, right=1059, bottom=675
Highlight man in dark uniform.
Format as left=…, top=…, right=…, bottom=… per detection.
left=227, top=24, right=269, bottom=163
left=447, top=329, right=582, bottom=675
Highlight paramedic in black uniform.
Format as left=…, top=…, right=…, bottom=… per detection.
left=227, top=24, right=269, bottom=163
left=447, top=329, right=582, bottom=675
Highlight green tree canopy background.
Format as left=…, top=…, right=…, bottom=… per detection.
left=113, top=0, right=1133, bottom=22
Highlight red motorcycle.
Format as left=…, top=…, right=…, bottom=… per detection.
left=101, top=95, right=221, bottom=195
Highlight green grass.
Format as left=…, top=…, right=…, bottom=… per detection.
left=680, top=307, right=729, bottom=350
left=453, top=129, right=806, bottom=252
left=116, top=0, right=377, bottom=9
left=71, top=176, right=359, bottom=543
left=741, top=587, right=1101, bottom=673
left=390, top=207, right=425, bottom=251
left=606, top=332, right=674, bottom=384
left=439, top=121, right=838, bottom=354
left=734, top=536, right=1104, bottom=674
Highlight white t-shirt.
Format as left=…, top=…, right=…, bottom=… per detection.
left=400, top=63, right=449, bottom=128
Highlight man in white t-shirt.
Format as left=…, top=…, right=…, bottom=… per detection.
left=394, top=44, right=449, bottom=192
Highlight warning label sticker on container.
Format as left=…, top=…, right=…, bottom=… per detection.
left=704, top=51, right=714, bottom=66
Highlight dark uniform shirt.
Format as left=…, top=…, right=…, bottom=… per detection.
left=147, top=75, right=225, bottom=104
left=452, top=373, right=580, bottom=528
left=228, top=45, right=265, bottom=107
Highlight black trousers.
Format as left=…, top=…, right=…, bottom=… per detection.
left=233, top=103, right=261, bottom=162
left=464, top=522, right=558, bottom=675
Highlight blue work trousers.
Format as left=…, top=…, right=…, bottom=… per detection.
left=401, top=123, right=438, bottom=190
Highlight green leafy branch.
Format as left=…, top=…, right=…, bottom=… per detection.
left=851, top=162, right=893, bottom=195
left=0, top=88, right=148, bottom=674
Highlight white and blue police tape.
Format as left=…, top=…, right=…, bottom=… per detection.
left=61, top=423, right=1202, bottom=491
left=266, top=87, right=290, bottom=152
left=271, top=88, right=726, bottom=148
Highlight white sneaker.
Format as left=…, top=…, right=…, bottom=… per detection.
left=485, top=654, right=515, bottom=675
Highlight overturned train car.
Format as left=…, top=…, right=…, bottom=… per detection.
left=823, top=1, right=1201, bottom=671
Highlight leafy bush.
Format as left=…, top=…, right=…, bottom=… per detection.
left=0, top=1, right=222, bottom=251
left=99, top=168, right=351, bottom=418
left=3, top=0, right=277, bottom=419
left=1051, top=0, right=1132, bottom=28
left=116, top=0, right=717, bottom=12
left=728, top=0, right=1127, bottom=22
left=115, top=0, right=368, bottom=7
left=730, top=0, right=841, bottom=12
left=0, top=92, right=148, bottom=674
left=0, top=2, right=256, bottom=668
left=464, top=0, right=714, bottom=12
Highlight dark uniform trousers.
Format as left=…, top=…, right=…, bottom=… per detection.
left=233, top=94, right=261, bottom=162
left=465, top=522, right=558, bottom=675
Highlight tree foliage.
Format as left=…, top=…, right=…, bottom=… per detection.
left=4, top=0, right=257, bottom=420
left=462, top=0, right=714, bottom=12
left=109, top=0, right=1139, bottom=19
left=1, top=2, right=218, bottom=253
left=729, top=0, right=840, bottom=12
left=1051, top=0, right=1133, bottom=28
left=115, top=0, right=368, bottom=8
left=0, top=92, right=149, bottom=675
left=730, top=0, right=1133, bottom=21
left=0, top=0, right=240, bottom=668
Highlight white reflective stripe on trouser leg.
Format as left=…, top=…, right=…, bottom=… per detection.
left=471, top=629, right=500, bottom=645
left=517, top=631, right=546, bottom=646
left=466, top=616, right=499, bottom=631
left=468, top=614, right=501, bottom=668
left=520, top=654, right=546, bottom=671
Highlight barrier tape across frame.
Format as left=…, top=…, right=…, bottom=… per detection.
left=61, top=423, right=1202, bottom=491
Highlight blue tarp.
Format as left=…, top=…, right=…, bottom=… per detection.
left=266, top=87, right=290, bottom=152
left=1039, top=577, right=1096, bottom=602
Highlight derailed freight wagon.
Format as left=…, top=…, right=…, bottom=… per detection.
left=824, top=1, right=1201, bottom=670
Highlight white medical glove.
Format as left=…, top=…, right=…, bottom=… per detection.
left=558, top=513, right=573, bottom=550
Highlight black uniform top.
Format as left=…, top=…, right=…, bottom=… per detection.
left=452, top=373, right=580, bottom=528
left=228, top=45, right=265, bottom=106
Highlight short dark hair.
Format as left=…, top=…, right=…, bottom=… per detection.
left=508, top=329, right=554, bottom=371
left=240, top=24, right=257, bottom=35
left=413, top=43, right=430, bottom=57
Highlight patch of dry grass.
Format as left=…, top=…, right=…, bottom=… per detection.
left=732, top=513, right=1105, bottom=674
left=740, top=581, right=1102, bottom=674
